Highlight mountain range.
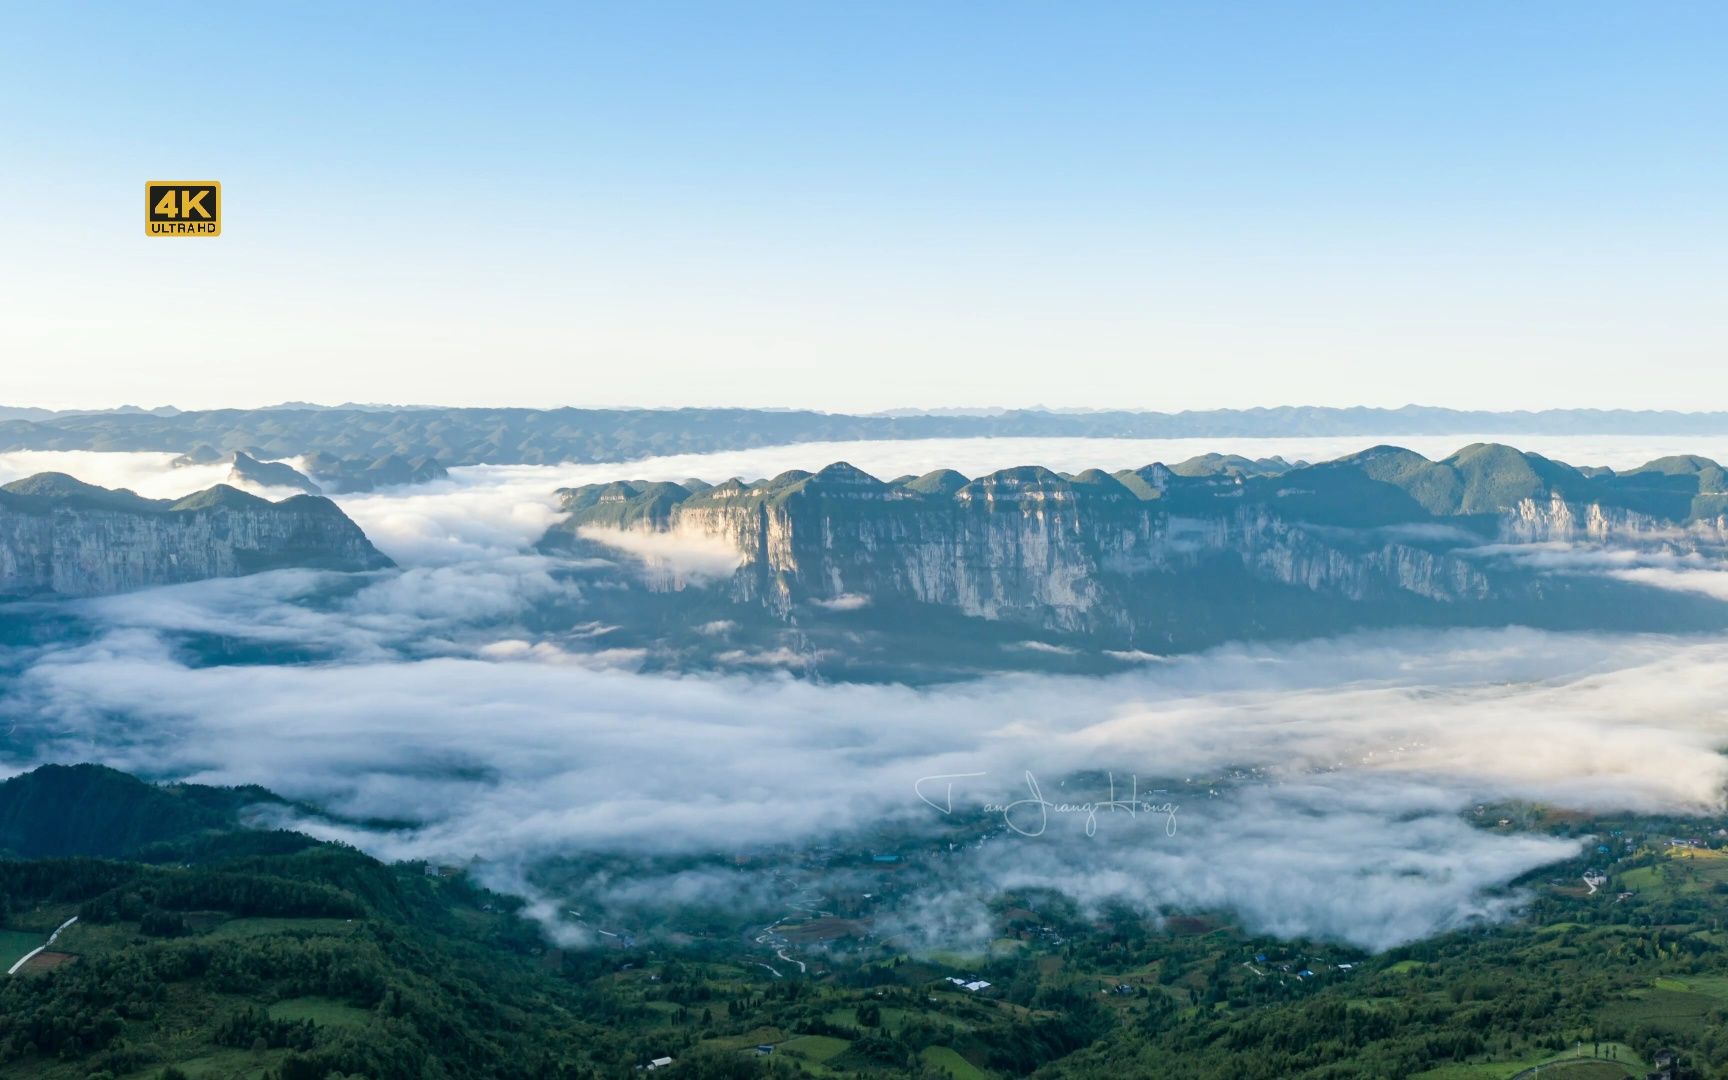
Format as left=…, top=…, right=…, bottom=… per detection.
left=12, top=404, right=1728, bottom=466
left=537, top=444, right=1728, bottom=675
left=8, top=442, right=1728, bottom=670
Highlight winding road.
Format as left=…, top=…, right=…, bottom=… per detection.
left=6, top=915, right=77, bottom=976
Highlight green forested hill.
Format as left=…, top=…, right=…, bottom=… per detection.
left=3, top=765, right=1727, bottom=1079
left=0, top=765, right=274, bottom=859
left=0, top=766, right=602, bottom=1079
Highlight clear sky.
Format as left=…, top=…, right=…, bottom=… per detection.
left=1, top=2, right=1724, bottom=412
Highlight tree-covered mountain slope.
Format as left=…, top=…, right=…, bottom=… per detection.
left=0, top=763, right=1724, bottom=1079
left=0, top=765, right=285, bottom=860
left=0, top=765, right=605, bottom=1080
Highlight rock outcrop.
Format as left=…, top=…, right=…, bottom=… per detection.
left=226, top=451, right=322, bottom=494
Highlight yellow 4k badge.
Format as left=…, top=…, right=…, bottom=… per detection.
left=146, top=182, right=221, bottom=237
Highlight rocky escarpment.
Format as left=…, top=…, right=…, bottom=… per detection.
left=539, top=445, right=1728, bottom=648
left=549, top=462, right=1493, bottom=635
left=0, top=473, right=393, bottom=598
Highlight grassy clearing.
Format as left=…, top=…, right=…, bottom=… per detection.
left=53, top=920, right=138, bottom=955
left=117, top=1047, right=285, bottom=1080
left=204, top=917, right=360, bottom=939
left=6, top=904, right=81, bottom=933
left=1413, top=1043, right=1643, bottom=1080
left=1525, top=1063, right=1635, bottom=1080
left=267, top=996, right=373, bottom=1029
left=920, top=1044, right=989, bottom=1079
left=780, top=1035, right=851, bottom=1063
left=0, top=928, right=43, bottom=971
left=1668, top=846, right=1728, bottom=861
left=1664, top=974, right=1728, bottom=1002
left=1619, top=846, right=1728, bottom=902
left=827, top=1003, right=968, bottom=1033
left=1618, top=865, right=1664, bottom=892
left=699, top=1026, right=787, bottom=1052
left=1599, top=985, right=1720, bottom=1038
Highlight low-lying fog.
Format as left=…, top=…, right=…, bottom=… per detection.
left=4, top=436, right=1728, bottom=952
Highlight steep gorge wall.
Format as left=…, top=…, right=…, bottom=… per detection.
left=601, top=470, right=1498, bottom=634
left=0, top=495, right=391, bottom=597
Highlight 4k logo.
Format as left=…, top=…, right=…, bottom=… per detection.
left=146, top=182, right=221, bottom=236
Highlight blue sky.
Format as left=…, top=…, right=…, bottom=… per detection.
left=1, top=2, right=1724, bottom=411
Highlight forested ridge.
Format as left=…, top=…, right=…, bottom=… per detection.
left=3, top=765, right=1727, bottom=1079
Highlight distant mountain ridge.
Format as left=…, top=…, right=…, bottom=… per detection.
left=225, top=450, right=323, bottom=494
left=0, top=473, right=392, bottom=597
left=11, top=404, right=1728, bottom=466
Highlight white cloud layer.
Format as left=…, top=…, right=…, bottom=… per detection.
left=8, top=610, right=1728, bottom=949
left=574, top=525, right=745, bottom=583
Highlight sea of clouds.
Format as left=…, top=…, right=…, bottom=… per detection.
left=5, top=436, right=1728, bottom=951
left=8, top=604, right=1727, bottom=950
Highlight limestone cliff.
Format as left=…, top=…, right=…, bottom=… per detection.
left=0, top=473, right=393, bottom=598
left=540, top=446, right=1728, bottom=646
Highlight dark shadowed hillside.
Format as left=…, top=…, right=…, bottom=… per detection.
left=0, top=765, right=274, bottom=859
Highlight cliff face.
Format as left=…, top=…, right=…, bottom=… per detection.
left=0, top=474, right=392, bottom=598
left=654, top=468, right=1494, bottom=628
left=1500, top=492, right=1728, bottom=549
left=546, top=464, right=1491, bottom=642
left=541, top=447, right=1728, bottom=646
left=671, top=466, right=1133, bottom=624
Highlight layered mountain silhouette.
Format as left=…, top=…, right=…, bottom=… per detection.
left=12, top=404, right=1728, bottom=466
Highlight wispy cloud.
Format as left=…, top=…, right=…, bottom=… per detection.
left=810, top=594, right=871, bottom=611
left=575, top=525, right=745, bottom=584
